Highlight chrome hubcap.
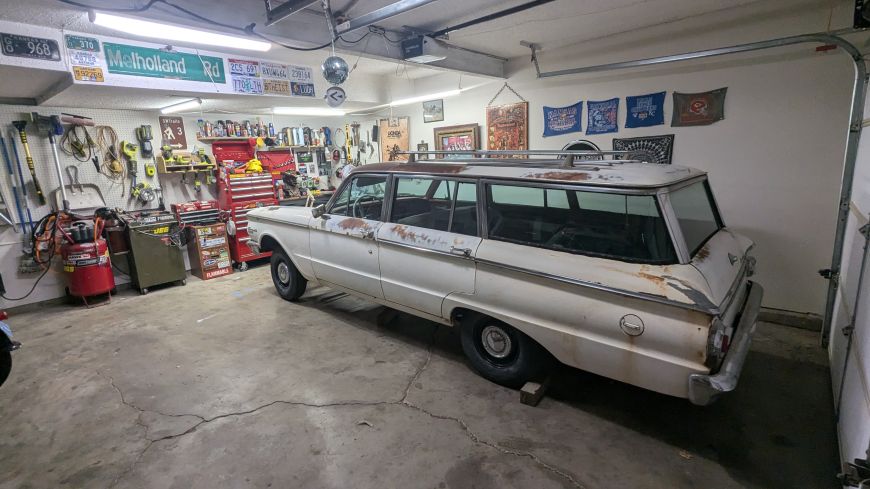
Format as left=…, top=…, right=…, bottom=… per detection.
left=277, top=262, right=290, bottom=285
left=481, top=325, right=512, bottom=359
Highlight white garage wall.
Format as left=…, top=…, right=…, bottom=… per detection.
left=384, top=0, right=867, bottom=315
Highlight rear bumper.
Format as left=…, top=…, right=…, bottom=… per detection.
left=688, top=281, right=763, bottom=406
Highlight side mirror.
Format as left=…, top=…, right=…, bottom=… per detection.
left=311, top=204, right=327, bottom=218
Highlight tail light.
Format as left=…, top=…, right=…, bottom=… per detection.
left=706, top=317, right=730, bottom=370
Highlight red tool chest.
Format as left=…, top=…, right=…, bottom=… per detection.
left=211, top=141, right=296, bottom=270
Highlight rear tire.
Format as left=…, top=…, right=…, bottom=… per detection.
left=460, top=315, right=551, bottom=388
left=0, top=350, right=11, bottom=387
left=270, top=249, right=307, bottom=301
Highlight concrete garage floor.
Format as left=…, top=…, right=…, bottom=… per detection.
left=0, top=266, right=838, bottom=489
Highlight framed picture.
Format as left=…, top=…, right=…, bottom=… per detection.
left=378, top=116, right=410, bottom=162
left=486, top=101, right=528, bottom=157
left=422, top=99, right=444, bottom=123
left=612, top=134, right=675, bottom=165
left=434, top=124, right=480, bottom=159
left=417, top=141, right=429, bottom=160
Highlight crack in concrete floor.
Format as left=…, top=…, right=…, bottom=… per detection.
left=102, top=325, right=585, bottom=489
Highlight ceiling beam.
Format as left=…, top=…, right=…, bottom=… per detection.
left=130, top=3, right=506, bottom=78
left=264, top=0, right=320, bottom=27
left=335, top=0, right=439, bottom=35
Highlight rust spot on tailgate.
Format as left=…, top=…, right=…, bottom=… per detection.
left=337, top=218, right=368, bottom=230
left=638, top=272, right=667, bottom=286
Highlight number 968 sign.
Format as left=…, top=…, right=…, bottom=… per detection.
left=1, top=33, right=60, bottom=61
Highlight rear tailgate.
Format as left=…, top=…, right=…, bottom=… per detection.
left=690, top=229, right=754, bottom=315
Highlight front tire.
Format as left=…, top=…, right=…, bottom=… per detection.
left=0, top=350, right=11, bottom=387
left=460, top=315, right=551, bottom=388
left=270, top=249, right=307, bottom=301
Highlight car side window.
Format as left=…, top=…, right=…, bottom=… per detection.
left=390, top=177, right=479, bottom=237
left=328, top=175, right=387, bottom=220
left=486, top=183, right=676, bottom=263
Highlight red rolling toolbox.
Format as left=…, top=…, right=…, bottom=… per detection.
left=211, top=140, right=296, bottom=270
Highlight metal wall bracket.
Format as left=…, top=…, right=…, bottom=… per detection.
left=837, top=448, right=870, bottom=487
left=520, top=41, right=541, bottom=78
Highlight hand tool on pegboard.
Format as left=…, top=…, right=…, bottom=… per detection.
left=10, top=120, right=47, bottom=205
left=29, top=113, right=70, bottom=209
left=0, top=133, right=27, bottom=234
left=344, top=124, right=353, bottom=163
left=5, top=129, right=34, bottom=233
left=120, top=140, right=138, bottom=194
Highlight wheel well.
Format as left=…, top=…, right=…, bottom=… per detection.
left=259, top=235, right=282, bottom=253
left=450, top=307, right=484, bottom=327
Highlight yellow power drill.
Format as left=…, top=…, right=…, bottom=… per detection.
left=120, top=140, right=138, bottom=190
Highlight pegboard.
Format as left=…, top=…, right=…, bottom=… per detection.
left=0, top=104, right=210, bottom=221
left=0, top=104, right=388, bottom=227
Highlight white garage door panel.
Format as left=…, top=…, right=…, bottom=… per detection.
left=838, top=359, right=870, bottom=467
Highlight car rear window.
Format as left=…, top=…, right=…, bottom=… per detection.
left=669, top=180, right=722, bottom=256
left=485, top=184, right=677, bottom=263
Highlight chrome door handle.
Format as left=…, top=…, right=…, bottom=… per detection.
left=352, top=230, right=374, bottom=239
left=450, top=246, right=472, bottom=257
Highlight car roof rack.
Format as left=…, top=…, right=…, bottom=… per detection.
left=399, top=149, right=656, bottom=167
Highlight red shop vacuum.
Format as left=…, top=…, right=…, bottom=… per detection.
left=61, top=220, right=115, bottom=307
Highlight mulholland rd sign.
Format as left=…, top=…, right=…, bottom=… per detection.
left=103, top=42, right=226, bottom=83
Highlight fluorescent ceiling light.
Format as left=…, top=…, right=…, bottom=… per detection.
left=406, top=54, right=447, bottom=63
left=90, top=12, right=271, bottom=52
left=161, top=98, right=202, bottom=114
left=389, top=89, right=461, bottom=107
left=273, top=107, right=346, bottom=116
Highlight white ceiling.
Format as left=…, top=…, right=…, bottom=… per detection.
left=0, top=0, right=838, bottom=111
left=2, top=0, right=779, bottom=63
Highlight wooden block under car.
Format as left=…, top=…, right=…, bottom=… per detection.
left=186, top=224, right=232, bottom=280
left=520, top=379, right=550, bottom=407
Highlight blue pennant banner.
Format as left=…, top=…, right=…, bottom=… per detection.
left=543, top=101, right=582, bottom=137
left=625, top=91, right=665, bottom=128
left=586, top=98, right=619, bottom=135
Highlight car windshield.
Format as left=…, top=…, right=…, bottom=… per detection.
left=668, top=180, right=722, bottom=256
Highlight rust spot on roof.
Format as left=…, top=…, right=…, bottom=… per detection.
left=524, top=171, right=592, bottom=181
left=337, top=218, right=368, bottom=230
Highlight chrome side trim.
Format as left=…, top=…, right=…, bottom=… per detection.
left=688, top=281, right=763, bottom=406
left=248, top=214, right=309, bottom=229
left=473, top=257, right=718, bottom=314
left=378, top=238, right=473, bottom=261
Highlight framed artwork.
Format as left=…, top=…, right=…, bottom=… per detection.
left=486, top=101, right=528, bottom=157
left=433, top=124, right=480, bottom=159
left=417, top=141, right=429, bottom=160
left=422, top=99, right=444, bottom=123
left=378, top=116, right=410, bottom=162
left=612, top=134, right=675, bottom=165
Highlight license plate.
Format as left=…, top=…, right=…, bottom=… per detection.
left=0, top=321, right=12, bottom=339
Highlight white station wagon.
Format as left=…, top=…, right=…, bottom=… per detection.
left=247, top=153, right=762, bottom=405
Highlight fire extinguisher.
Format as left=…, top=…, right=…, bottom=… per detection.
left=61, top=220, right=115, bottom=305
